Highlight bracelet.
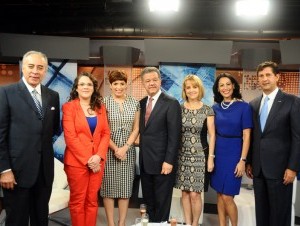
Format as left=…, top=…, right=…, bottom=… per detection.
left=125, top=143, right=131, bottom=147
left=240, top=157, right=246, bottom=162
left=209, top=154, right=215, bottom=158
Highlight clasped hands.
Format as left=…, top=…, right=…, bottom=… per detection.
left=87, top=155, right=101, bottom=173
left=114, top=145, right=128, bottom=161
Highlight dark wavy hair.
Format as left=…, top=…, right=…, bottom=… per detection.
left=213, top=73, right=242, bottom=103
left=69, top=72, right=102, bottom=111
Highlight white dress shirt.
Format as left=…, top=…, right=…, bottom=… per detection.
left=22, top=76, right=43, bottom=105
left=259, top=87, right=279, bottom=115
left=146, top=89, right=162, bottom=110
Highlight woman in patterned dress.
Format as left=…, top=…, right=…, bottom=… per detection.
left=174, top=74, right=215, bottom=226
left=101, top=70, right=140, bottom=226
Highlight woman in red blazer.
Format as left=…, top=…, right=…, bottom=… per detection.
left=62, top=72, right=110, bottom=226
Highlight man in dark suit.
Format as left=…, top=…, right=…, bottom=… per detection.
left=0, top=50, right=60, bottom=226
left=246, top=61, right=300, bottom=226
left=139, top=67, right=181, bottom=222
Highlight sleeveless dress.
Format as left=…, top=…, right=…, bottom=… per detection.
left=210, top=101, right=253, bottom=195
left=100, top=95, right=140, bottom=198
left=174, top=104, right=214, bottom=192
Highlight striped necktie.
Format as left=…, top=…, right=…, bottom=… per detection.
left=32, top=89, right=43, bottom=119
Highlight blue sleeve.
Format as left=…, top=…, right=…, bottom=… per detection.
left=242, top=103, right=253, bottom=129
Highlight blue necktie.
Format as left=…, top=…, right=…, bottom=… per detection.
left=260, top=96, right=269, bottom=131
left=32, top=89, right=43, bottom=119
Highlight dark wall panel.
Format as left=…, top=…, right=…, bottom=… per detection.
left=240, top=49, right=281, bottom=70
left=100, top=46, right=140, bottom=65
left=280, top=40, right=300, bottom=64
left=144, top=39, right=233, bottom=65
left=0, top=33, right=89, bottom=60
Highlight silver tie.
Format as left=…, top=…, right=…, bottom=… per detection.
left=32, top=89, right=43, bottom=119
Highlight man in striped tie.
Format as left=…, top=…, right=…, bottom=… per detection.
left=0, top=50, right=60, bottom=226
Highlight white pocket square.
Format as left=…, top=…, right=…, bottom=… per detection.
left=51, top=107, right=55, bottom=110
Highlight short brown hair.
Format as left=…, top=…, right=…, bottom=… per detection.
left=256, top=61, right=279, bottom=75
left=108, top=70, right=127, bottom=84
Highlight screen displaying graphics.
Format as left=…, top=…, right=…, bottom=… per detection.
left=20, top=61, right=77, bottom=162
left=159, top=64, right=215, bottom=106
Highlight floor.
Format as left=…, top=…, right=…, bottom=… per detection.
left=1, top=176, right=299, bottom=226
left=1, top=203, right=299, bottom=226
left=46, top=175, right=300, bottom=226
left=47, top=176, right=219, bottom=226
left=48, top=206, right=300, bottom=226
left=48, top=207, right=219, bottom=226
left=1, top=202, right=300, bottom=226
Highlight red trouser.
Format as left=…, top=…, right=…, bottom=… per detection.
left=65, top=165, right=103, bottom=226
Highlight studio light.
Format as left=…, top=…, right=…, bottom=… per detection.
left=235, top=0, right=269, bottom=17
left=148, top=0, right=179, bottom=12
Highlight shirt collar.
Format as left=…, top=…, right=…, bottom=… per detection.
left=149, top=89, right=162, bottom=102
left=22, top=76, right=42, bottom=95
left=263, top=87, right=279, bottom=100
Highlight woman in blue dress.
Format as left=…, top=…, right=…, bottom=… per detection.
left=210, top=73, right=253, bottom=226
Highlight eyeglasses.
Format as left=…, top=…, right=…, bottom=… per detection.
left=78, top=83, right=93, bottom=87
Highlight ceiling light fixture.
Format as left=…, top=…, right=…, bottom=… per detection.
left=148, top=0, right=179, bottom=12
left=235, top=0, right=269, bottom=17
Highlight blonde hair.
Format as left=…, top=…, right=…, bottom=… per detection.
left=182, top=74, right=205, bottom=101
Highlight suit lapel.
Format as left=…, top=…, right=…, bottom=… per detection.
left=264, top=90, right=283, bottom=131
left=140, top=97, right=147, bottom=131
left=75, top=100, right=93, bottom=138
left=254, top=95, right=263, bottom=132
left=41, top=85, right=49, bottom=117
left=17, top=81, right=41, bottom=117
left=145, top=93, right=164, bottom=127
left=253, top=96, right=262, bottom=116
left=93, top=108, right=103, bottom=139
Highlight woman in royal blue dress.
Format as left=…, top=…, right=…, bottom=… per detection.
left=210, top=73, right=253, bottom=226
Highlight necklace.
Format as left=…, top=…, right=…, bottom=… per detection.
left=221, top=99, right=235, bottom=109
left=80, top=102, right=94, bottom=115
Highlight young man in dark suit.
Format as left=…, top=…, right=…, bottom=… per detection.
left=246, top=61, right=300, bottom=226
left=0, top=50, right=60, bottom=226
left=139, top=67, right=181, bottom=222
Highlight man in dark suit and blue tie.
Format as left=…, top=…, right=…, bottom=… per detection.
left=246, top=61, right=300, bottom=226
left=139, top=67, right=181, bottom=222
left=0, top=50, right=60, bottom=226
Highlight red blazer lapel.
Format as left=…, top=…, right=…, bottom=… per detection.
left=74, top=99, right=93, bottom=138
